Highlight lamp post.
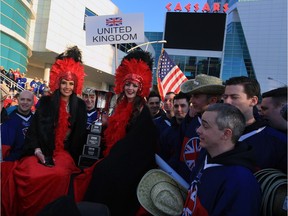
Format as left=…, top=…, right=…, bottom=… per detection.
left=127, top=40, right=167, bottom=53
left=267, top=77, right=287, bottom=86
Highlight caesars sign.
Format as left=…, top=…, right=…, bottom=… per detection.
left=85, top=14, right=144, bottom=45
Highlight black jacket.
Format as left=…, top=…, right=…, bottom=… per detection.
left=22, top=95, right=87, bottom=164
left=84, top=105, right=158, bottom=215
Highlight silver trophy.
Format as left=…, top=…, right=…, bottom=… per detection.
left=78, top=91, right=107, bottom=168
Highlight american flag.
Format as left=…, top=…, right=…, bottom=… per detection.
left=106, top=17, right=123, bottom=26
left=157, top=49, right=188, bottom=100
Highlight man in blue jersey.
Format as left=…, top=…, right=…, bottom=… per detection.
left=223, top=76, right=287, bottom=173
left=163, top=92, right=176, bottom=120
left=15, top=73, right=27, bottom=92
left=153, top=92, right=176, bottom=137
left=1, top=90, right=34, bottom=161
left=170, top=74, right=225, bottom=182
left=82, top=87, right=98, bottom=131
left=38, top=80, right=48, bottom=96
left=147, top=91, right=162, bottom=119
left=261, top=86, right=287, bottom=134
left=30, top=77, right=40, bottom=95
left=182, top=103, right=261, bottom=216
left=158, top=92, right=190, bottom=162
left=147, top=91, right=170, bottom=137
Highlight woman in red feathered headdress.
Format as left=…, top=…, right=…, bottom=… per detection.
left=82, top=50, right=159, bottom=216
left=102, top=51, right=153, bottom=156
left=6, top=46, right=88, bottom=216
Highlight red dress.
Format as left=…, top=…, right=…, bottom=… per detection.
left=12, top=100, right=82, bottom=216
left=1, top=161, right=19, bottom=216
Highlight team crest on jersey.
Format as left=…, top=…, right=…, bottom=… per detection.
left=22, top=127, right=29, bottom=137
left=183, top=137, right=201, bottom=171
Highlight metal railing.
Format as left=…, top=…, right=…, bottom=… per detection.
left=0, top=73, right=26, bottom=93
left=1, top=73, right=41, bottom=99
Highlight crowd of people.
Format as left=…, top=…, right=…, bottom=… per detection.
left=1, top=46, right=287, bottom=216
left=1, top=65, right=50, bottom=99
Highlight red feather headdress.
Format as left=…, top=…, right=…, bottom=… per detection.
left=114, top=58, right=152, bottom=98
left=49, top=46, right=85, bottom=95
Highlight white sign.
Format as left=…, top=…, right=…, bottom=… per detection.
left=85, top=14, right=144, bottom=45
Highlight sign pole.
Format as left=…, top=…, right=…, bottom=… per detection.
left=115, top=44, right=118, bottom=70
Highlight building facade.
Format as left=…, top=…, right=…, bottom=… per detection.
left=222, top=0, right=287, bottom=92
left=1, top=0, right=155, bottom=91
left=1, top=0, right=286, bottom=94
left=1, top=0, right=34, bottom=73
left=164, top=0, right=287, bottom=93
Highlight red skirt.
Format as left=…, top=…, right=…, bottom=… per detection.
left=13, top=151, right=81, bottom=216
left=1, top=161, right=18, bottom=216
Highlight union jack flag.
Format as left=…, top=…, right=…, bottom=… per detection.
left=182, top=177, right=208, bottom=216
left=182, top=137, right=201, bottom=170
left=157, top=49, right=188, bottom=100
left=106, top=17, right=123, bottom=26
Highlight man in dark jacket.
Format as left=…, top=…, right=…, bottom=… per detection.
left=171, top=74, right=225, bottom=182
left=158, top=92, right=190, bottom=162
left=1, top=90, right=34, bottom=161
left=261, top=86, right=287, bottom=133
left=223, top=76, right=287, bottom=173
left=183, top=103, right=261, bottom=216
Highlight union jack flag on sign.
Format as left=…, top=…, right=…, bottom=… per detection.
left=106, top=17, right=123, bottom=26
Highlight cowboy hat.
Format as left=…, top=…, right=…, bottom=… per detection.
left=137, top=169, right=188, bottom=216
left=180, top=74, right=224, bottom=95
left=254, top=168, right=287, bottom=216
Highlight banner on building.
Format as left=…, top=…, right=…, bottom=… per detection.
left=85, top=14, right=144, bottom=45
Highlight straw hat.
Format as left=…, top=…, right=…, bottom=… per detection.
left=180, top=74, right=224, bottom=95
left=137, top=169, right=188, bottom=216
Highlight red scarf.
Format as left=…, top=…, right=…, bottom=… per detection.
left=54, top=99, right=70, bottom=151
left=103, top=99, right=133, bottom=157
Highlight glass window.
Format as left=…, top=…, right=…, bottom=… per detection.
left=83, top=8, right=98, bottom=30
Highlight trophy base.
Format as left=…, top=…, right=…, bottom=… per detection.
left=78, top=155, right=99, bottom=168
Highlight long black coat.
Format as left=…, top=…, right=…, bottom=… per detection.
left=84, top=105, right=158, bottom=215
left=22, top=95, right=87, bottom=164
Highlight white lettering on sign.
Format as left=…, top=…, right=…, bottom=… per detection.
left=86, top=14, right=144, bottom=45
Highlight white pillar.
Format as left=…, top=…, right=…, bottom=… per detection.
left=44, top=63, right=52, bottom=83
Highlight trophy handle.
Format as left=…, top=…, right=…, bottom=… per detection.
left=98, top=108, right=103, bottom=122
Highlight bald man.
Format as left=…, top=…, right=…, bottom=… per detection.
left=1, top=90, right=34, bottom=161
